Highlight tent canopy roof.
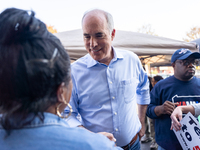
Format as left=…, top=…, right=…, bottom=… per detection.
left=54, top=29, right=198, bottom=66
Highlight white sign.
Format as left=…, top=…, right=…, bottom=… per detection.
left=173, top=112, right=200, bottom=150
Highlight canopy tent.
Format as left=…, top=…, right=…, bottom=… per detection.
left=191, top=38, right=200, bottom=51
left=54, top=29, right=198, bottom=66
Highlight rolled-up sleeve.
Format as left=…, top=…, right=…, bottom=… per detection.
left=136, top=62, right=150, bottom=105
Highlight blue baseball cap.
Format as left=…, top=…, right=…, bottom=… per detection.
left=171, top=48, right=200, bottom=63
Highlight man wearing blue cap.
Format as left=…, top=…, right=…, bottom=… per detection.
left=147, top=48, right=200, bottom=150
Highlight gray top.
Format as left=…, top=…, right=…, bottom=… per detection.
left=191, top=103, right=200, bottom=117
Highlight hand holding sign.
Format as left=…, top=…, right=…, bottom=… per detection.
left=170, top=105, right=196, bottom=131
left=172, top=112, right=200, bottom=150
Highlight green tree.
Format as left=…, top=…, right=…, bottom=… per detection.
left=183, top=26, right=200, bottom=42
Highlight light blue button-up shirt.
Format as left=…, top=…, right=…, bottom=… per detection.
left=65, top=48, right=150, bottom=146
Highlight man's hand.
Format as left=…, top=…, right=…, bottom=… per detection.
left=138, top=125, right=145, bottom=140
left=137, top=104, right=148, bottom=140
left=155, top=101, right=179, bottom=116
left=161, top=101, right=179, bottom=115
left=98, top=132, right=116, bottom=142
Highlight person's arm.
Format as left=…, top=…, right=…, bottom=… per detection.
left=137, top=104, right=148, bottom=139
left=146, top=84, right=162, bottom=119
left=66, top=75, right=117, bottom=142
left=136, top=60, right=150, bottom=139
left=170, top=105, right=195, bottom=131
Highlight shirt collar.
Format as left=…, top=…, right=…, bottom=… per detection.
left=87, top=47, right=124, bottom=68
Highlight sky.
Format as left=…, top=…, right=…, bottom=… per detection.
left=0, top=0, right=200, bottom=41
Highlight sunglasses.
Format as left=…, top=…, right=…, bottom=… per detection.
left=176, top=59, right=200, bottom=66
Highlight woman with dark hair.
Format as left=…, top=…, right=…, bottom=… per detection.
left=151, top=75, right=163, bottom=87
left=0, top=8, right=121, bottom=150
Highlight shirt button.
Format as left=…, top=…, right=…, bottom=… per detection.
left=110, top=81, right=112, bottom=84
left=108, top=67, right=110, bottom=69
left=114, top=112, right=117, bottom=115
left=115, top=128, right=118, bottom=132
left=112, top=97, right=115, bottom=99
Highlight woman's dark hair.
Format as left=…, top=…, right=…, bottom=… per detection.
left=153, top=75, right=163, bottom=82
left=0, top=8, right=71, bottom=134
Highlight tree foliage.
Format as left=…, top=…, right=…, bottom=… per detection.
left=138, top=24, right=157, bottom=36
left=183, top=26, right=200, bottom=42
left=46, top=25, right=57, bottom=34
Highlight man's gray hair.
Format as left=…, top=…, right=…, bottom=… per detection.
left=82, top=9, right=114, bottom=34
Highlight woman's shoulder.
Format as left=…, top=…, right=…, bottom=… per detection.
left=1, top=126, right=119, bottom=150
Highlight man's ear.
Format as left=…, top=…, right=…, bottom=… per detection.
left=171, top=62, right=175, bottom=68
left=57, top=82, right=65, bottom=103
left=111, top=29, right=116, bottom=41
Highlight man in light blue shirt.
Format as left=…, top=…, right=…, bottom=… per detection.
left=65, top=9, right=150, bottom=150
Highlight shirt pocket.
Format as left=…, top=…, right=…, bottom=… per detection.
left=120, top=77, right=137, bottom=103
